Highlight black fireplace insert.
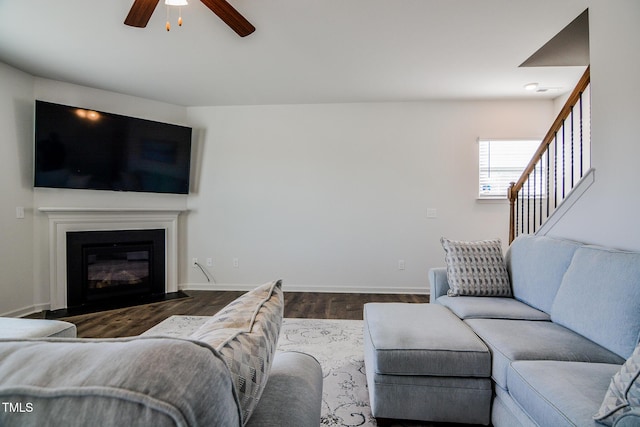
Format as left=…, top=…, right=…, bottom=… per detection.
left=66, top=229, right=166, bottom=310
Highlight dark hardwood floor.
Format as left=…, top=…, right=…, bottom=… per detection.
left=29, top=291, right=429, bottom=338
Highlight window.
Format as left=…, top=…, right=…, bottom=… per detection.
left=478, top=139, right=540, bottom=198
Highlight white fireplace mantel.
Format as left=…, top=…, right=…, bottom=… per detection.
left=39, top=207, right=187, bottom=310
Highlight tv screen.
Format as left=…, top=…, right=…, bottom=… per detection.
left=34, top=100, right=192, bottom=194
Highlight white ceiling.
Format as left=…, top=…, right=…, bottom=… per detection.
left=0, top=0, right=589, bottom=107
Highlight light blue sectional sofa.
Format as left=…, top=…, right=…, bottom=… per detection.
left=430, top=235, right=640, bottom=427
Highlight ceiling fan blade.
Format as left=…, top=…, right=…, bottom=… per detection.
left=200, top=0, right=255, bottom=37
left=124, top=0, right=160, bottom=28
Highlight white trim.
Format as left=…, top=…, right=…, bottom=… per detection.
left=39, top=207, right=187, bottom=310
left=180, top=282, right=429, bottom=295
left=536, top=168, right=595, bottom=236
left=476, top=197, right=509, bottom=204
left=1, top=303, right=51, bottom=318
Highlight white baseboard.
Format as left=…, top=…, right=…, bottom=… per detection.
left=180, top=282, right=429, bottom=295
left=1, top=302, right=51, bottom=318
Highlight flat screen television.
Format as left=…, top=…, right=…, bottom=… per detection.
left=34, top=100, right=192, bottom=194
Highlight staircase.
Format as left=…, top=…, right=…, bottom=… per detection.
left=508, top=66, right=591, bottom=243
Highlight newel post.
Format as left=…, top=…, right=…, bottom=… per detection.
left=508, top=182, right=517, bottom=244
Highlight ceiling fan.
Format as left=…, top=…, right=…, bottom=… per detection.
left=124, top=0, right=255, bottom=37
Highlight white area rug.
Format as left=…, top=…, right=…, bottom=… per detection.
left=143, top=316, right=375, bottom=426
left=278, top=318, right=372, bottom=427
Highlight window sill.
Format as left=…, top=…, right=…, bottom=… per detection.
left=476, top=197, right=509, bottom=204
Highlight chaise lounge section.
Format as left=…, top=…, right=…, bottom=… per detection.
left=365, top=235, right=640, bottom=426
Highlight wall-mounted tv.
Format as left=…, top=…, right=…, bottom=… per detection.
left=34, top=100, right=192, bottom=194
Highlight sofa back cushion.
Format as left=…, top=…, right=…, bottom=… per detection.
left=506, top=235, right=581, bottom=313
left=0, top=337, right=241, bottom=427
left=551, top=245, right=640, bottom=359
left=190, top=280, right=284, bottom=425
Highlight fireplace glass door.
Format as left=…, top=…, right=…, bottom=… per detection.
left=66, top=229, right=165, bottom=309
left=83, top=243, right=153, bottom=301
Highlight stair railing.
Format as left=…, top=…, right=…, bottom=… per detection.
left=508, top=66, right=591, bottom=243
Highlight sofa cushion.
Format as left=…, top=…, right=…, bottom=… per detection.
left=0, top=337, right=242, bottom=427
left=505, top=235, right=581, bottom=314
left=507, top=360, right=621, bottom=427
left=594, top=342, right=640, bottom=426
left=465, top=318, right=625, bottom=389
left=551, top=245, right=640, bottom=360
left=440, top=237, right=511, bottom=297
left=190, top=280, right=283, bottom=425
left=364, top=303, right=490, bottom=377
left=436, top=295, right=550, bottom=320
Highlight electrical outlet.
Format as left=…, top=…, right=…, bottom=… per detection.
left=191, top=257, right=198, bottom=268
left=427, top=208, right=437, bottom=219
left=233, top=258, right=239, bottom=268
left=398, top=259, right=406, bottom=270
left=206, top=258, right=213, bottom=267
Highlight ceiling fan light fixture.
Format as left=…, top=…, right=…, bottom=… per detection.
left=165, top=0, right=187, bottom=31
left=524, top=83, right=539, bottom=91
left=125, top=0, right=254, bottom=37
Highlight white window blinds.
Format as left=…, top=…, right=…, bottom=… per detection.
left=479, top=139, right=540, bottom=198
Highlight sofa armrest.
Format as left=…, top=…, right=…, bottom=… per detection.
left=0, top=337, right=242, bottom=427
left=614, top=409, right=640, bottom=427
left=246, top=351, right=323, bottom=427
left=428, top=267, right=449, bottom=301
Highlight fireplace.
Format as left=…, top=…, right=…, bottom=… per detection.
left=40, top=207, right=184, bottom=311
left=66, top=229, right=166, bottom=310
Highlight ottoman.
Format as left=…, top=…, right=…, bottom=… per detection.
left=363, top=303, right=491, bottom=425
left=0, top=317, right=77, bottom=338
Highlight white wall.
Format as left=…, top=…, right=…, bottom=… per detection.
left=3, top=0, right=637, bottom=314
left=0, top=69, right=554, bottom=315
left=0, top=68, right=556, bottom=312
left=0, top=62, right=36, bottom=316
left=545, top=0, right=640, bottom=251
left=186, top=100, right=554, bottom=293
